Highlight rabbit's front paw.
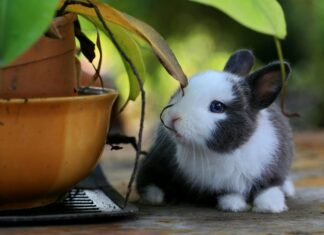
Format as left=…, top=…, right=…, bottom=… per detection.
left=140, top=185, right=165, bottom=205
left=218, top=193, right=250, bottom=212
left=253, top=187, right=287, bottom=213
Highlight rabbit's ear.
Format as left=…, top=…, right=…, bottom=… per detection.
left=247, top=61, right=291, bottom=110
left=223, top=49, right=255, bottom=77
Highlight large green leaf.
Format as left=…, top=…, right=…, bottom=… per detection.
left=190, top=0, right=287, bottom=39
left=77, top=13, right=146, bottom=101
left=93, top=18, right=146, bottom=101
left=58, top=0, right=188, bottom=88
left=108, top=24, right=145, bottom=101
left=0, top=0, right=58, bottom=67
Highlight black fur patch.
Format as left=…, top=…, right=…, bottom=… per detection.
left=223, top=49, right=255, bottom=77
left=247, top=62, right=291, bottom=110
left=206, top=78, right=257, bottom=153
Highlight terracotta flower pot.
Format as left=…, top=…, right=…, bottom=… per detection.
left=0, top=13, right=78, bottom=98
left=0, top=89, right=118, bottom=210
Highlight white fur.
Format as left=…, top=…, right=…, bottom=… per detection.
left=218, top=194, right=250, bottom=212
left=166, top=71, right=238, bottom=147
left=253, top=186, right=287, bottom=213
left=174, top=108, right=278, bottom=196
left=140, top=185, right=164, bottom=205
left=281, top=179, right=295, bottom=197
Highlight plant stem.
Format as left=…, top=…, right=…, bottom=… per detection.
left=274, top=37, right=299, bottom=118
left=89, top=29, right=104, bottom=88
left=58, top=0, right=92, bottom=16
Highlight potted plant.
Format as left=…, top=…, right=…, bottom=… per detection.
left=0, top=0, right=187, bottom=210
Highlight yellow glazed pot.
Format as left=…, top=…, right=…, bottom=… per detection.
left=0, top=89, right=118, bottom=210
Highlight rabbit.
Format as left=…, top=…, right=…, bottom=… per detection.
left=136, top=49, right=295, bottom=213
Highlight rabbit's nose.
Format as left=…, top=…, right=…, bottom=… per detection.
left=171, top=116, right=181, bottom=126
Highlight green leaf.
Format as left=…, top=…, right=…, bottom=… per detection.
left=190, top=0, right=287, bottom=39
left=59, top=0, right=188, bottom=87
left=104, top=22, right=146, bottom=101
left=0, top=0, right=58, bottom=67
left=81, top=15, right=146, bottom=101
left=112, top=26, right=145, bottom=101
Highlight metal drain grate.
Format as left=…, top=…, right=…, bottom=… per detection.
left=62, top=189, right=121, bottom=213
left=0, top=166, right=137, bottom=224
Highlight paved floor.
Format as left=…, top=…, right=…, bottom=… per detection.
left=1, top=131, right=324, bottom=234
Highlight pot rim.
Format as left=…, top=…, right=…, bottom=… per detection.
left=0, top=88, right=118, bottom=104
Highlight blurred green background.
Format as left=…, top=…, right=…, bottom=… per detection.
left=79, top=0, right=324, bottom=133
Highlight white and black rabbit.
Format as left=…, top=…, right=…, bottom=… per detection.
left=136, top=50, right=294, bottom=213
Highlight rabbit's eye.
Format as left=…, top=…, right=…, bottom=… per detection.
left=209, top=100, right=226, bottom=113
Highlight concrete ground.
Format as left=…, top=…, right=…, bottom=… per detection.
left=1, top=131, right=324, bottom=234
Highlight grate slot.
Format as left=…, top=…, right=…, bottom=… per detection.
left=64, top=201, right=95, bottom=205
left=64, top=199, right=93, bottom=203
